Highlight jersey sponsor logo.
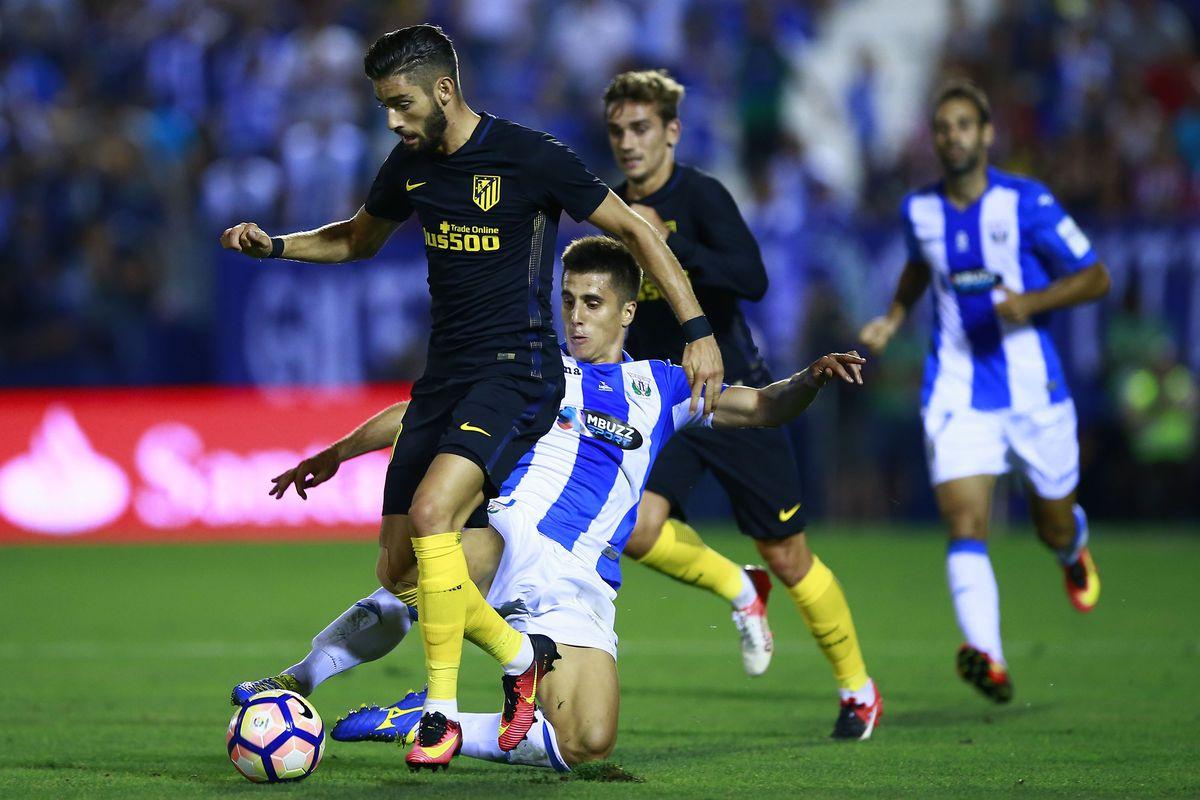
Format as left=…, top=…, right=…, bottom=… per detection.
left=405, top=179, right=427, bottom=191
left=555, top=406, right=643, bottom=450
left=424, top=220, right=501, bottom=252
left=777, top=503, right=802, bottom=523
left=949, top=269, right=1001, bottom=295
left=472, top=175, right=501, bottom=211
left=459, top=422, right=491, bottom=437
left=630, top=377, right=652, bottom=398
left=636, top=270, right=689, bottom=302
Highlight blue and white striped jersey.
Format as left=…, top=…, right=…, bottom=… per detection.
left=902, top=168, right=1097, bottom=413
left=492, top=351, right=708, bottom=590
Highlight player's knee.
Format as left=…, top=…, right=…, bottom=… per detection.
left=559, top=725, right=616, bottom=767
left=945, top=512, right=988, bottom=540
left=757, top=533, right=811, bottom=587
left=625, top=516, right=663, bottom=560
left=407, top=493, right=454, bottom=537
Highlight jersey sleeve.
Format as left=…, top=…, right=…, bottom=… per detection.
left=662, top=176, right=768, bottom=301
left=1022, top=184, right=1098, bottom=275
left=364, top=144, right=415, bottom=223
left=526, top=135, right=610, bottom=222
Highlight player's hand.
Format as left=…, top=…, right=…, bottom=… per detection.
left=269, top=447, right=341, bottom=500
left=858, top=316, right=899, bottom=355
left=220, top=222, right=273, bottom=258
left=629, top=203, right=671, bottom=239
left=682, top=334, right=724, bottom=416
left=994, top=285, right=1032, bottom=325
left=807, top=351, right=866, bottom=387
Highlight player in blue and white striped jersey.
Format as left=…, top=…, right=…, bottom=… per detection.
left=859, top=80, right=1110, bottom=704
left=234, top=235, right=867, bottom=770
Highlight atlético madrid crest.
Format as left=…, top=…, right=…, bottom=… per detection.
left=472, top=175, right=501, bottom=211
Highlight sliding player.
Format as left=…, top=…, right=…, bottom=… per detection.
left=232, top=237, right=869, bottom=770
left=220, top=25, right=722, bottom=768
left=859, top=80, right=1109, bottom=702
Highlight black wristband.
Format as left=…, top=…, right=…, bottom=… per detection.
left=267, top=237, right=285, bottom=259
left=680, top=315, right=713, bottom=343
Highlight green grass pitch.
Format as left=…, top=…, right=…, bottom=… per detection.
left=1, top=527, right=1196, bottom=799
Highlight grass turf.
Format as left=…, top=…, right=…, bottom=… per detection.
left=0, top=527, right=1196, bottom=799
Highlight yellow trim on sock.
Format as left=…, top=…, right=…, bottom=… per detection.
left=787, top=556, right=869, bottom=691
left=413, top=531, right=469, bottom=701
left=637, top=519, right=745, bottom=603
left=392, top=585, right=419, bottom=607
left=463, top=579, right=523, bottom=665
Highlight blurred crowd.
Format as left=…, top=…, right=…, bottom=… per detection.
left=1, top=0, right=1197, bottom=516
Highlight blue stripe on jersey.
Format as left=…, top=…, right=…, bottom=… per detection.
left=921, top=298, right=942, bottom=407
left=538, top=364, right=630, bottom=552
left=943, top=197, right=1010, bottom=410
left=595, top=503, right=637, bottom=589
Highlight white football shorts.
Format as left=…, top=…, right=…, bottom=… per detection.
left=484, top=502, right=619, bottom=660
left=921, top=399, right=1079, bottom=499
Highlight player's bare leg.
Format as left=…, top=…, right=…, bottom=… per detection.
left=535, top=645, right=619, bottom=767
left=1029, top=489, right=1099, bottom=612
left=936, top=475, right=1012, bottom=702
left=627, top=492, right=771, bottom=674
left=756, top=531, right=880, bottom=739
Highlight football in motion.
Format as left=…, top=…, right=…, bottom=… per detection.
left=226, top=690, right=325, bottom=783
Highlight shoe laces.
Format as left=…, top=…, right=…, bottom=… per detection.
left=417, top=712, right=449, bottom=747
left=732, top=602, right=768, bottom=645
left=501, top=674, right=520, bottom=722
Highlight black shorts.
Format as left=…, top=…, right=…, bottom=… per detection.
left=644, top=424, right=806, bottom=540
left=381, top=371, right=564, bottom=527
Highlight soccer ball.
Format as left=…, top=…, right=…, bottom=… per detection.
left=226, top=690, right=325, bottom=783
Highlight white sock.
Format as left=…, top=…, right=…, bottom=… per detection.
left=731, top=569, right=757, bottom=609
left=946, top=540, right=1005, bottom=665
left=424, top=698, right=459, bottom=719
left=503, top=634, right=535, bottom=676
left=838, top=678, right=876, bottom=706
left=285, top=587, right=414, bottom=692
left=1056, top=504, right=1089, bottom=566
left=459, top=711, right=569, bottom=772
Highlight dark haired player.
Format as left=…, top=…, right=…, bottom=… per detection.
left=220, top=26, right=723, bottom=770
left=859, top=80, right=1109, bottom=703
left=602, top=69, right=880, bottom=739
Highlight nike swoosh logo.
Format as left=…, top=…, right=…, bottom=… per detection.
left=778, top=503, right=801, bottom=522
left=460, top=422, right=491, bottom=437
left=406, top=179, right=427, bottom=191
left=419, top=732, right=460, bottom=759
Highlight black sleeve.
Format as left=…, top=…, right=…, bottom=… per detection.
left=666, top=178, right=768, bottom=301
left=526, top=134, right=610, bottom=222
left=363, top=145, right=415, bottom=223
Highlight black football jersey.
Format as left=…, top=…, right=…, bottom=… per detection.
left=366, top=113, right=609, bottom=380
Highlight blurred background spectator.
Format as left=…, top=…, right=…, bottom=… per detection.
left=1, top=0, right=1196, bottom=520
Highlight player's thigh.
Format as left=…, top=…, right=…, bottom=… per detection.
left=376, top=514, right=415, bottom=591
left=438, top=372, right=565, bottom=498
left=922, top=407, right=1009, bottom=492
left=408, top=452, right=487, bottom=534
left=461, top=526, right=504, bottom=596
left=538, top=644, right=619, bottom=765
left=625, top=491, right=673, bottom=559
left=700, top=425, right=807, bottom=541
left=933, top=474, right=997, bottom=540
left=1007, top=400, right=1080, bottom=503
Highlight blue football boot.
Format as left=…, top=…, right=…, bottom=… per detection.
left=332, top=687, right=426, bottom=743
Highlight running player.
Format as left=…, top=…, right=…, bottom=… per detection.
left=233, top=237, right=866, bottom=769
left=602, top=69, right=880, bottom=737
left=858, top=80, right=1110, bottom=703
left=219, top=26, right=723, bottom=769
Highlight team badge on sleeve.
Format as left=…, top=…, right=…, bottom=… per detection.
left=472, top=175, right=501, bottom=211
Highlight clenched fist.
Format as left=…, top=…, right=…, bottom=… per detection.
left=220, top=222, right=274, bottom=258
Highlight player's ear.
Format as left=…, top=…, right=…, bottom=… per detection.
left=435, top=76, right=455, bottom=106
left=982, top=121, right=995, bottom=149
left=622, top=300, right=637, bottom=327
left=665, top=118, right=681, bottom=148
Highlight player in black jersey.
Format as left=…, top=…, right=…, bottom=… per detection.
left=603, top=70, right=881, bottom=739
left=221, top=27, right=723, bottom=771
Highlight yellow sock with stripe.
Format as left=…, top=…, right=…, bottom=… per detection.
left=787, top=556, right=869, bottom=692
left=412, top=532, right=469, bottom=709
left=462, top=579, right=531, bottom=673
left=637, top=518, right=747, bottom=603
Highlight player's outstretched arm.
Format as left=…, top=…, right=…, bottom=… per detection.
left=269, top=401, right=409, bottom=500
left=859, top=259, right=931, bottom=355
left=587, top=191, right=724, bottom=415
left=713, top=352, right=865, bottom=429
left=220, top=206, right=401, bottom=264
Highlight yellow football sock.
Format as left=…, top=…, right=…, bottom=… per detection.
left=637, top=518, right=745, bottom=603
left=412, top=532, right=469, bottom=702
left=462, top=579, right=523, bottom=666
left=391, top=585, right=419, bottom=607
left=787, top=556, right=869, bottom=691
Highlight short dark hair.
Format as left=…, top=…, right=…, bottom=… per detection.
left=561, top=237, right=643, bottom=303
left=932, top=79, right=991, bottom=126
left=603, top=69, right=686, bottom=123
left=364, top=24, right=460, bottom=91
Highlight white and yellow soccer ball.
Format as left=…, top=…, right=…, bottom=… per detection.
left=226, top=690, right=325, bottom=783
